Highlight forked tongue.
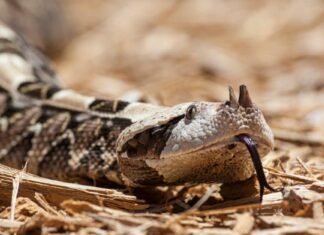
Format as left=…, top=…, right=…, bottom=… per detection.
left=236, top=134, right=278, bottom=202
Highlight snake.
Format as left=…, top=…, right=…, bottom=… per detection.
left=0, top=21, right=277, bottom=201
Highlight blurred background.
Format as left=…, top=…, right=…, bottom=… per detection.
left=1, top=0, right=324, bottom=147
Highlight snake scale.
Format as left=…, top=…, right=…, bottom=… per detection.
left=0, top=21, right=277, bottom=201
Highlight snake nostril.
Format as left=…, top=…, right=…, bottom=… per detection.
left=227, top=143, right=236, bottom=150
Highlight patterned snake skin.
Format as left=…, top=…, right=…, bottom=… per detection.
left=0, top=21, right=277, bottom=199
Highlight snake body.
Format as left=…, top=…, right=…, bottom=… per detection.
left=0, top=22, right=276, bottom=198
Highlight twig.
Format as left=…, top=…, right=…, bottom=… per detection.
left=296, top=156, right=315, bottom=178
left=164, top=185, right=217, bottom=227
left=0, top=218, right=23, bottom=228
left=34, top=192, right=62, bottom=216
left=10, top=162, right=27, bottom=221
left=265, top=167, right=319, bottom=183
left=0, top=163, right=147, bottom=210
left=189, top=184, right=217, bottom=211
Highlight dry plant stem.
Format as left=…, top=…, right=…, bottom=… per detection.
left=10, top=163, right=27, bottom=221
left=164, top=185, right=218, bottom=227
left=296, top=156, right=315, bottom=178
left=34, top=192, right=62, bottom=216
left=0, top=218, right=23, bottom=229
left=0, top=164, right=147, bottom=211
left=265, top=167, right=319, bottom=183
left=188, top=184, right=217, bottom=211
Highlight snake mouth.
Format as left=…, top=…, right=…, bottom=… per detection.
left=171, top=133, right=278, bottom=201
left=236, top=134, right=280, bottom=202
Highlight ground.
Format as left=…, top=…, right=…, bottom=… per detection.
left=0, top=1, right=323, bottom=234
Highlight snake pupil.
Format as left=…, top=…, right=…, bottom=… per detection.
left=185, top=104, right=197, bottom=120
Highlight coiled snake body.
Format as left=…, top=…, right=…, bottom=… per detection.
left=0, top=22, right=276, bottom=200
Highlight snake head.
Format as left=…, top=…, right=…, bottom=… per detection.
left=117, top=85, right=274, bottom=188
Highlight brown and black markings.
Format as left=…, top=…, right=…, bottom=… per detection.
left=0, top=93, right=133, bottom=184
left=118, top=115, right=185, bottom=186
left=0, top=23, right=136, bottom=184
left=89, top=99, right=129, bottom=113
left=0, top=28, right=139, bottom=185
left=0, top=21, right=280, bottom=201
left=34, top=108, right=133, bottom=184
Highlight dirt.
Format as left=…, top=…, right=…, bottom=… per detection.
left=0, top=1, right=323, bottom=234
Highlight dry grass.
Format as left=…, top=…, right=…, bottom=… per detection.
left=0, top=0, right=324, bottom=234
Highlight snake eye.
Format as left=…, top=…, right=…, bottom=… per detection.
left=185, top=105, right=197, bottom=120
